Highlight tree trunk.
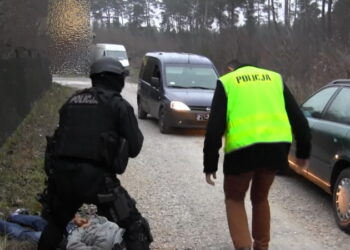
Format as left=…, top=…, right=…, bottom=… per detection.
left=106, top=0, right=110, bottom=23
left=203, top=0, right=208, bottom=30
left=271, top=0, right=277, bottom=28
left=327, top=0, right=333, bottom=38
left=229, top=3, right=235, bottom=28
left=321, top=0, right=326, bottom=37
left=268, top=0, right=271, bottom=28
left=285, top=0, right=290, bottom=27
left=145, top=0, right=150, bottom=27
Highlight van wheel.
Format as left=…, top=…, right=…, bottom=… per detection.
left=333, top=168, right=350, bottom=234
left=159, top=108, right=170, bottom=134
left=138, top=102, right=147, bottom=119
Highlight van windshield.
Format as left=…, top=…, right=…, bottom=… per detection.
left=165, top=64, right=218, bottom=90
left=105, top=50, right=128, bottom=60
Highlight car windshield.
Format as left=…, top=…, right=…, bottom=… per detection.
left=165, top=64, right=218, bottom=89
left=105, top=50, right=128, bottom=60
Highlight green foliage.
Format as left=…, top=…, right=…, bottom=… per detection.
left=91, top=0, right=160, bottom=28
left=92, top=0, right=350, bottom=100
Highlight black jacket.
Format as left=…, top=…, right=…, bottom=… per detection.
left=203, top=67, right=311, bottom=175
left=108, top=87, right=144, bottom=158
left=54, top=84, right=143, bottom=165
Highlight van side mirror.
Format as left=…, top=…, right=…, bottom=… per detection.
left=151, top=77, right=160, bottom=88
left=301, top=106, right=314, bottom=118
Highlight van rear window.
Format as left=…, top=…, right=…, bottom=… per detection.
left=105, top=50, right=127, bottom=60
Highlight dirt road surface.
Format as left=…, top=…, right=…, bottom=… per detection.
left=54, top=77, right=350, bottom=250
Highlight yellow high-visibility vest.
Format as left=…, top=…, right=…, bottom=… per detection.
left=220, top=66, right=292, bottom=153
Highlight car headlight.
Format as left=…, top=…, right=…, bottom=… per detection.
left=170, top=101, right=190, bottom=111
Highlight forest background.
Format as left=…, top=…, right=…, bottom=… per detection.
left=91, top=0, right=350, bottom=102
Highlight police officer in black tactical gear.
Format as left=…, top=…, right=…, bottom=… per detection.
left=37, top=57, right=153, bottom=250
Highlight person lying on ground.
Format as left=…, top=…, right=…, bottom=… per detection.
left=0, top=212, right=48, bottom=243
left=0, top=211, right=125, bottom=250
left=67, top=214, right=125, bottom=250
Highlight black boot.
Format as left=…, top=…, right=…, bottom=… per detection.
left=124, top=239, right=150, bottom=250
left=124, top=217, right=153, bottom=250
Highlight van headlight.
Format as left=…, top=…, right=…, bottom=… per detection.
left=170, top=101, right=190, bottom=111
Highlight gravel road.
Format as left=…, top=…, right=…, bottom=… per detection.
left=55, top=77, right=350, bottom=250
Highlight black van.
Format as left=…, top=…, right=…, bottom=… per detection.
left=137, top=52, right=219, bottom=133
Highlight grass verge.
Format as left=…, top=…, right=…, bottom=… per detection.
left=0, top=83, right=74, bottom=249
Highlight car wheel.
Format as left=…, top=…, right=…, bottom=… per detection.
left=159, top=108, right=170, bottom=134
left=333, top=168, right=350, bottom=234
left=137, top=101, right=147, bottom=119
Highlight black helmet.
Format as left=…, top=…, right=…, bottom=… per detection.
left=90, top=57, right=125, bottom=77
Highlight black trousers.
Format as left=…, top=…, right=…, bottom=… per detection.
left=37, top=159, right=141, bottom=250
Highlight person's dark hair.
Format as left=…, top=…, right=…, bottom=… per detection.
left=226, top=59, right=242, bottom=70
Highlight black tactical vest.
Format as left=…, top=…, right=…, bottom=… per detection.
left=53, top=87, right=121, bottom=162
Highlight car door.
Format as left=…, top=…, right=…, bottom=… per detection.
left=298, top=87, right=339, bottom=180
left=138, top=56, right=155, bottom=113
left=310, top=87, right=350, bottom=182
left=301, top=86, right=344, bottom=181
left=148, top=61, right=163, bottom=117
